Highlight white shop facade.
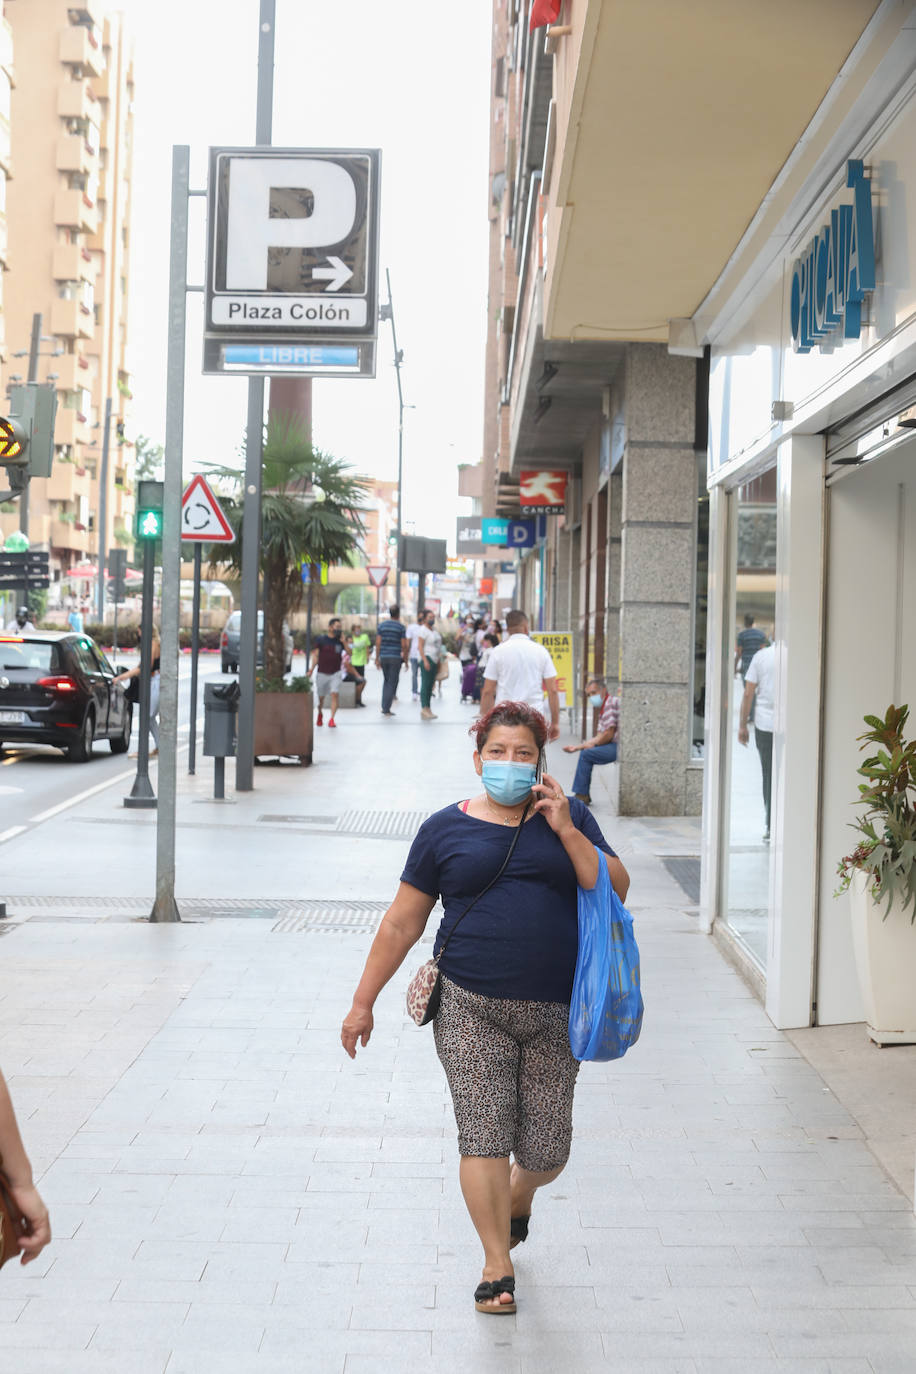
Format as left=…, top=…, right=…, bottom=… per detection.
left=699, top=31, right=916, bottom=1028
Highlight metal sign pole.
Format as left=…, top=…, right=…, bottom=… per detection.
left=235, top=0, right=275, bottom=793
left=188, top=542, right=202, bottom=775
left=149, top=144, right=190, bottom=922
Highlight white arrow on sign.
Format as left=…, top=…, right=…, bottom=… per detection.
left=181, top=474, right=235, bottom=543
left=312, top=256, right=353, bottom=292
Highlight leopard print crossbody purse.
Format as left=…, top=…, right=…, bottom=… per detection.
left=406, top=799, right=532, bottom=1026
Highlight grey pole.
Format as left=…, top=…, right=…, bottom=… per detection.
left=384, top=271, right=405, bottom=606
left=149, top=143, right=190, bottom=923
left=235, top=0, right=275, bottom=792
left=96, top=396, right=112, bottom=622
left=18, top=313, right=41, bottom=541
left=188, top=542, right=201, bottom=775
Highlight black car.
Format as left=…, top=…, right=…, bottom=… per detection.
left=0, top=631, right=132, bottom=762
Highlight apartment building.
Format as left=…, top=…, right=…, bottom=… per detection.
left=0, top=0, right=135, bottom=598
left=0, top=11, right=11, bottom=358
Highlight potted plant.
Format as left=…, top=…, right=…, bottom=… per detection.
left=208, top=415, right=367, bottom=762
left=836, top=703, right=916, bottom=1045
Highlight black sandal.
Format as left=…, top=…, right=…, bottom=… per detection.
left=509, top=1214, right=530, bottom=1248
left=474, top=1275, right=516, bottom=1314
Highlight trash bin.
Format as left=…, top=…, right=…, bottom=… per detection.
left=203, top=680, right=239, bottom=757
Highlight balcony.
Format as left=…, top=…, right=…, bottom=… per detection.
left=53, top=187, right=98, bottom=234
left=458, top=466, right=483, bottom=499
left=59, top=26, right=104, bottom=79
left=53, top=408, right=90, bottom=448
left=0, top=18, right=14, bottom=79
left=50, top=297, right=93, bottom=341
left=46, top=463, right=78, bottom=502
left=52, top=242, right=93, bottom=283
left=56, top=132, right=95, bottom=176
left=51, top=519, right=89, bottom=553
left=51, top=351, right=90, bottom=391
left=57, top=80, right=95, bottom=123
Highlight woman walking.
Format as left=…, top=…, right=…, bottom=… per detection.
left=114, top=628, right=160, bottom=756
left=341, top=701, right=629, bottom=1314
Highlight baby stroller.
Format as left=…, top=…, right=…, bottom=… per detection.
left=460, top=660, right=478, bottom=703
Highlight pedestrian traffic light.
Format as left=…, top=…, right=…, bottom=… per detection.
left=136, top=479, right=164, bottom=541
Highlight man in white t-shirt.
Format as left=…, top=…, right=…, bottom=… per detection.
left=739, top=642, right=775, bottom=843
left=479, top=609, right=560, bottom=741
left=405, top=615, right=423, bottom=701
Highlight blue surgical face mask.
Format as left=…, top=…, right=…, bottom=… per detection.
left=589, top=693, right=604, bottom=707
left=481, top=760, right=537, bottom=806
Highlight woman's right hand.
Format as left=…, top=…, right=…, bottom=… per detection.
left=7, top=1181, right=51, bottom=1264
left=341, top=1003, right=374, bottom=1058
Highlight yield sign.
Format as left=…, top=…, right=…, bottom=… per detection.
left=181, top=475, right=235, bottom=542
left=366, top=564, right=390, bottom=588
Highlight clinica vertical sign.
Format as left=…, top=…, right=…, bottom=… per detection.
left=790, top=160, right=875, bottom=353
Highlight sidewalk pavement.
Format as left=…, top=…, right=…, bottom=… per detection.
left=1, top=666, right=916, bottom=1372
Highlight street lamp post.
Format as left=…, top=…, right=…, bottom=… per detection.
left=379, top=270, right=405, bottom=606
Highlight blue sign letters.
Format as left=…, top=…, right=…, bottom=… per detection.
left=790, top=161, right=875, bottom=354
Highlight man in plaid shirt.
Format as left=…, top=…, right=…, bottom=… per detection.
left=563, top=676, right=619, bottom=804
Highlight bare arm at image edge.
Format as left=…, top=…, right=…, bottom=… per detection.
left=479, top=678, right=496, bottom=716
left=0, top=1070, right=51, bottom=1263
left=543, top=675, right=560, bottom=741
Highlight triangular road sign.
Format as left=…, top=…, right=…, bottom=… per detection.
left=181, top=474, right=235, bottom=542
left=366, top=564, right=390, bottom=588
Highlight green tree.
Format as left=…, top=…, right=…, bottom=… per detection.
left=133, top=435, right=164, bottom=482
left=208, top=416, right=368, bottom=680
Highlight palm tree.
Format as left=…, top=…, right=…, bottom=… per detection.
left=207, top=416, right=368, bottom=681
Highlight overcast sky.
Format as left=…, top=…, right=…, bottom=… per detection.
left=117, top=0, right=491, bottom=544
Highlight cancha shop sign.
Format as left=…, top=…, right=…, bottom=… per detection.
left=790, top=160, right=875, bottom=354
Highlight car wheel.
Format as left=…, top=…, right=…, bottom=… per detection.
left=110, top=703, right=132, bottom=754
left=68, top=710, right=95, bottom=763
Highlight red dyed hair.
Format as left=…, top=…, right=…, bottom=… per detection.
left=471, top=700, right=548, bottom=752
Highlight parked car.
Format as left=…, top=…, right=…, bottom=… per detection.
left=220, top=611, right=293, bottom=674
left=0, top=631, right=132, bottom=762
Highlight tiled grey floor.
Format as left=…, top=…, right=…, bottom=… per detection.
left=0, top=682, right=914, bottom=1370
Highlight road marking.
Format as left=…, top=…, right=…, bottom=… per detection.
left=29, top=768, right=137, bottom=823
left=0, top=784, right=24, bottom=795
left=0, top=825, right=27, bottom=843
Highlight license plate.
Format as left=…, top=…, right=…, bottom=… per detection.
left=0, top=710, right=25, bottom=724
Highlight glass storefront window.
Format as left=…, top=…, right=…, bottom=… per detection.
left=723, top=468, right=777, bottom=970
left=691, top=452, right=709, bottom=758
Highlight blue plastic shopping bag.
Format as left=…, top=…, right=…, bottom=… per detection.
left=569, top=846, right=643, bottom=1062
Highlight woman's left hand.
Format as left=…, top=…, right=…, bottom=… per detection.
left=531, top=771, right=572, bottom=835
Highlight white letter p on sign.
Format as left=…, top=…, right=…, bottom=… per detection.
left=225, top=158, right=357, bottom=290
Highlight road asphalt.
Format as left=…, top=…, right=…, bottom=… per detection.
left=1, top=663, right=915, bottom=1372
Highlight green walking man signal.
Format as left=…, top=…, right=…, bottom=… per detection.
left=136, top=479, right=164, bottom=541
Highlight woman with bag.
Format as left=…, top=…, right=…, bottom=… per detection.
left=0, top=1068, right=51, bottom=1268
left=340, top=701, right=629, bottom=1315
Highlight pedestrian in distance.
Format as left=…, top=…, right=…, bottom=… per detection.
left=418, top=608, right=443, bottom=720
left=114, top=627, right=160, bottom=756
left=0, top=1066, right=51, bottom=1266
left=347, top=621, right=371, bottom=707
left=474, top=631, right=500, bottom=703
left=341, top=701, right=629, bottom=1315
left=310, top=616, right=345, bottom=728
left=735, top=612, right=768, bottom=726
left=738, top=641, right=775, bottom=842
left=375, top=603, right=408, bottom=717
left=563, top=676, right=620, bottom=804
left=66, top=603, right=84, bottom=634
left=405, top=612, right=424, bottom=701
left=479, top=609, right=561, bottom=742
left=5, top=607, right=36, bottom=634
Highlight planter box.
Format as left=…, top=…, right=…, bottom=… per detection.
left=849, top=870, right=916, bottom=1045
left=253, top=691, right=313, bottom=764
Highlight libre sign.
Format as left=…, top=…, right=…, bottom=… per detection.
left=790, top=160, right=875, bottom=354
left=204, top=147, right=381, bottom=377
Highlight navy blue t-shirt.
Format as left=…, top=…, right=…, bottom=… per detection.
left=377, top=619, right=406, bottom=659
left=400, top=799, right=616, bottom=1003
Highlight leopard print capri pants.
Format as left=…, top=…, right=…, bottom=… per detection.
left=433, top=975, right=580, bottom=1171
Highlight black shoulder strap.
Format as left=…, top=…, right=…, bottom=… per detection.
left=436, top=798, right=532, bottom=962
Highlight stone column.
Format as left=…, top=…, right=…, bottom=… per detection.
left=618, top=344, right=698, bottom=815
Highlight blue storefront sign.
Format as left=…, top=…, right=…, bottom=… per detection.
left=506, top=519, right=536, bottom=548
left=481, top=517, right=510, bottom=544
left=790, top=160, right=875, bottom=354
